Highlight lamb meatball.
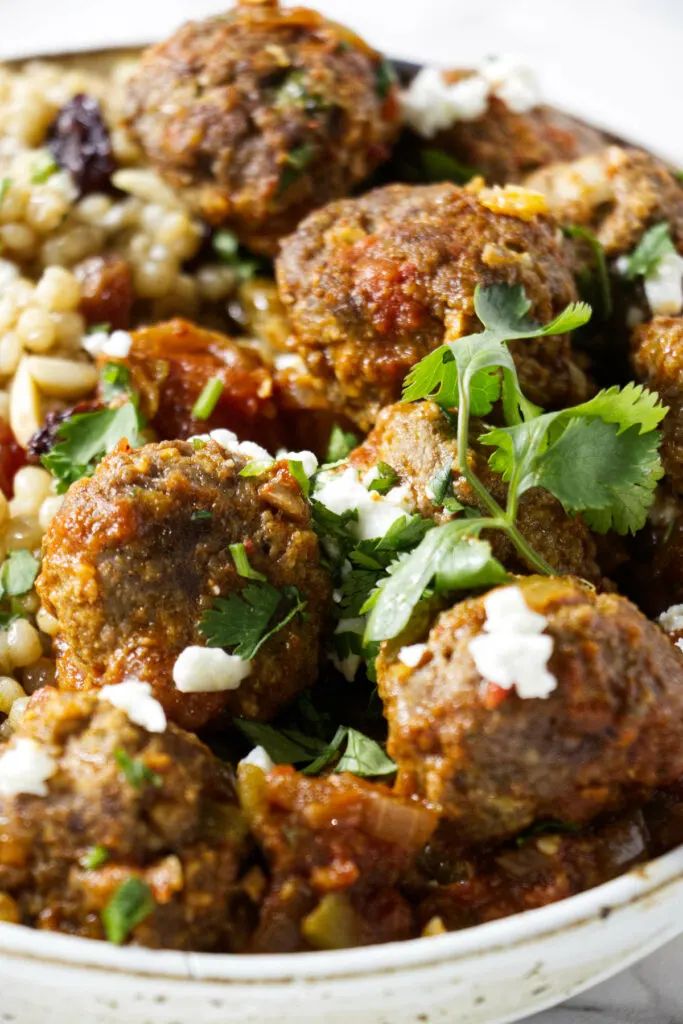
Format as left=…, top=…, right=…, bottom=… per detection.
left=37, top=439, right=331, bottom=730
left=631, top=316, right=683, bottom=492
left=277, top=181, right=590, bottom=430
left=525, top=146, right=683, bottom=258
left=0, top=688, right=252, bottom=949
left=377, top=576, right=683, bottom=845
left=124, top=0, right=401, bottom=256
left=403, top=67, right=605, bottom=185
left=349, top=400, right=603, bottom=584
left=240, top=763, right=436, bottom=951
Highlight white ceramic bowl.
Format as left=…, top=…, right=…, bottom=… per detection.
left=2, top=841, right=683, bottom=1024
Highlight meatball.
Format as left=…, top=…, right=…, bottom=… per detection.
left=525, top=146, right=683, bottom=258
left=124, top=0, right=401, bottom=256
left=37, top=439, right=331, bottom=730
left=277, top=181, right=590, bottom=430
left=627, top=490, right=683, bottom=617
left=349, top=400, right=603, bottom=584
left=100, top=319, right=283, bottom=449
left=240, top=763, right=436, bottom=951
left=377, top=576, right=683, bottom=845
left=631, top=316, right=683, bottom=492
left=407, top=68, right=605, bottom=185
left=0, top=688, right=252, bottom=949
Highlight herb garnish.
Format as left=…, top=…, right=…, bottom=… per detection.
left=42, top=401, right=145, bottom=493
left=375, top=59, right=397, bottom=99
left=275, top=70, right=328, bottom=113
left=200, top=582, right=307, bottom=660
left=622, top=222, right=675, bottom=281
left=81, top=845, right=109, bottom=870
left=563, top=225, right=612, bottom=320
left=278, top=143, right=317, bottom=194
left=191, top=509, right=213, bottom=522
left=100, top=361, right=134, bottom=403
left=191, top=376, right=224, bottom=420
left=366, top=462, right=399, bottom=495
left=30, top=152, right=59, bottom=184
left=236, top=718, right=395, bottom=778
left=326, top=424, right=359, bottom=463
left=114, top=749, right=162, bottom=790
left=0, top=550, right=40, bottom=598
left=212, top=229, right=267, bottom=281
left=101, top=877, right=155, bottom=945
left=288, top=458, right=311, bottom=497
left=230, top=542, right=267, bottom=582
left=0, top=178, right=11, bottom=205
left=427, top=463, right=465, bottom=514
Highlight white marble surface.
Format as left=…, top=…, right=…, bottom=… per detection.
left=1, top=0, right=682, bottom=1020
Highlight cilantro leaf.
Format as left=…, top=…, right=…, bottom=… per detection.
left=0, top=550, right=40, bottom=598
left=114, top=749, right=162, bottom=790
left=100, top=361, right=133, bottom=403
left=563, top=225, right=612, bottom=320
left=302, top=725, right=348, bottom=776
left=335, top=728, right=396, bottom=778
left=235, top=719, right=327, bottom=764
left=213, top=230, right=268, bottom=281
left=366, top=462, right=399, bottom=495
left=288, top=459, right=310, bottom=497
left=102, top=878, right=155, bottom=945
left=365, top=520, right=508, bottom=642
left=200, top=582, right=307, bottom=660
left=42, top=402, right=144, bottom=493
left=623, top=222, right=675, bottom=280
left=81, top=845, right=109, bottom=870
left=325, top=424, right=359, bottom=463
left=572, top=382, right=669, bottom=435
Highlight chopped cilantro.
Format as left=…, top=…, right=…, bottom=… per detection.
left=622, top=222, right=675, bottom=281
left=100, top=361, right=133, bottom=403
left=191, top=376, right=224, bottom=420
left=325, top=424, right=359, bottom=463
left=101, top=877, right=155, bottom=945
left=418, top=148, right=477, bottom=185
left=563, top=224, right=612, bottom=320
left=278, top=143, right=317, bottom=194
left=236, top=719, right=327, bottom=764
left=230, top=542, right=267, bottom=582
left=212, top=230, right=267, bottom=281
left=275, top=70, right=328, bottom=113
left=375, top=59, right=397, bottom=99
left=239, top=459, right=274, bottom=478
left=30, top=152, right=59, bottom=184
left=0, top=550, right=40, bottom=598
left=288, top=458, right=310, bottom=497
left=191, top=509, right=213, bottom=522
left=200, top=582, right=307, bottom=660
left=42, top=402, right=144, bottom=493
left=114, top=749, right=162, bottom=790
left=235, top=719, right=394, bottom=778
left=335, top=728, right=396, bottom=777
left=81, top=845, right=109, bottom=870
left=366, top=461, right=399, bottom=495
left=427, top=462, right=463, bottom=512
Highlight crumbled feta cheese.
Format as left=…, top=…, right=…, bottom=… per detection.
left=401, top=56, right=540, bottom=139
left=677, top=639, right=683, bottom=654
left=468, top=585, right=557, bottom=699
left=279, top=449, right=318, bottom=477
left=398, top=643, right=428, bottom=668
left=82, top=329, right=133, bottom=359
left=362, top=466, right=381, bottom=488
left=659, top=604, right=683, bottom=634
left=237, top=440, right=273, bottom=462
left=478, top=55, right=541, bottom=114
left=644, top=250, right=683, bottom=316
left=173, top=645, right=252, bottom=693
left=99, top=679, right=167, bottom=733
left=313, top=467, right=414, bottom=541
left=274, top=353, right=308, bottom=374
left=239, top=746, right=275, bottom=773
left=190, top=429, right=273, bottom=465
left=330, top=616, right=365, bottom=682
left=0, top=738, right=57, bottom=797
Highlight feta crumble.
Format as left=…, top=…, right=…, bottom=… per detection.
left=274, top=353, right=308, bottom=374
left=82, top=329, right=133, bottom=359
left=278, top=449, right=319, bottom=478
left=330, top=616, right=365, bottom=682
left=398, top=643, right=428, bottom=668
left=659, top=604, right=683, bottom=634
left=468, top=585, right=557, bottom=699
left=173, top=645, right=252, bottom=693
left=0, top=737, right=57, bottom=797
left=401, top=56, right=540, bottom=138
left=239, top=746, right=275, bottom=773
left=99, top=679, right=167, bottom=733
left=643, top=250, right=683, bottom=316
left=313, top=466, right=414, bottom=541
left=191, top=429, right=273, bottom=464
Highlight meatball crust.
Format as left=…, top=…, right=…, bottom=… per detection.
left=37, top=439, right=331, bottom=729
left=349, top=401, right=603, bottom=584
left=426, top=70, right=605, bottom=185
left=277, top=181, right=590, bottom=430
left=377, top=576, right=683, bottom=845
left=124, top=0, right=401, bottom=255
left=631, top=316, right=683, bottom=492
left=525, top=146, right=683, bottom=258
left=0, top=689, right=251, bottom=949
left=240, top=764, right=436, bottom=951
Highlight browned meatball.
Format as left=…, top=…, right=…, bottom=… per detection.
left=377, top=576, right=683, bottom=845
left=124, top=0, right=401, bottom=256
left=417, top=69, right=605, bottom=185
left=349, top=400, right=603, bottom=584
left=632, top=316, right=683, bottom=492
left=37, top=439, right=331, bottom=730
left=0, top=688, right=252, bottom=949
left=240, top=763, right=436, bottom=951
left=525, top=146, right=683, bottom=257
left=277, top=181, right=590, bottom=430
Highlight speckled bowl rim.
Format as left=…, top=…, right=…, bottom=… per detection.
left=0, top=841, right=682, bottom=982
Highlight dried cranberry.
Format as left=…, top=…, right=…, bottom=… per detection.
left=47, top=94, right=117, bottom=197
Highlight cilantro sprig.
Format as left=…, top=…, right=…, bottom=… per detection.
left=236, top=719, right=396, bottom=779
left=42, top=401, right=144, bottom=493
left=200, top=582, right=307, bottom=661
left=622, top=222, right=675, bottom=280
left=102, top=877, right=155, bottom=945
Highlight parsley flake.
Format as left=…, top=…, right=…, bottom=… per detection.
left=81, top=845, right=109, bottom=870
left=191, top=509, right=213, bottom=522
left=278, top=143, right=317, bottom=194
left=192, top=376, right=224, bottom=420
left=200, top=582, right=307, bottom=660
left=102, top=877, right=155, bottom=945
left=114, top=749, right=163, bottom=790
